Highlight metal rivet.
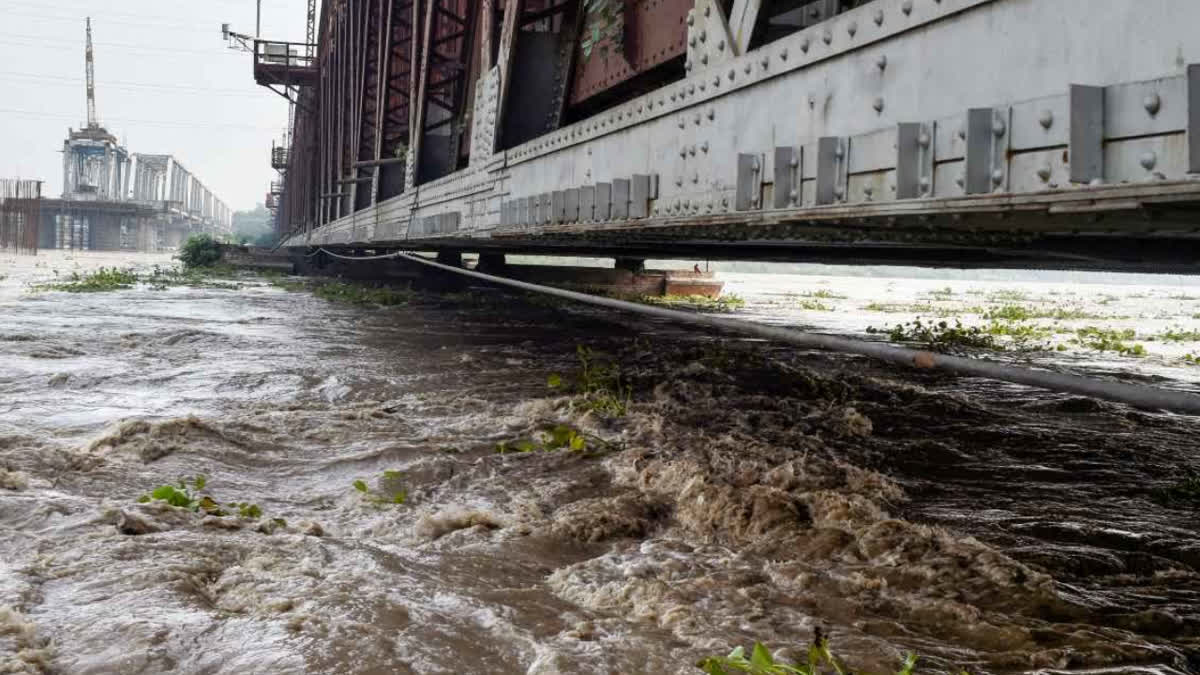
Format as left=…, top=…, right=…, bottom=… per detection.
left=744, top=63, right=752, bottom=74
left=679, top=147, right=687, bottom=158
left=713, top=76, right=720, bottom=87
left=874, top=9, right=884, bottom=26
left=780, top=49, right=788, bottom=61
left=689, top=85, right=695, bottom=95
left=918, top=176, right=930, bottom=191
left=1036, top=165, right=1051, bottom=182
left=789, top=157, right=799, bottom=168
left=834, top=145, right=844, bottom=159
left=991, top=169, right=1004, bottom=185
left=901, top=0, right=913, bottom=15
left=752, top=158, right=761, bottom=171
left=686, top=12, right=694, bottom=25
left=800, top=37, right=810, bottom=53
left=1144, top=93, right=1161, bottom=116
left=833, top=186, right=844, bottom=198
left=728, top=69, right=735, bottom=81
left=1039, top=109, right=1054, bottom=129
left=822, top=29, right=833, bottom=45
left=847, top=21, right=858, bottom=37
left=788, top=189, right=798, bottom=203
left=761, top=57, right=769, bottom=68
left=704, top=4, right=711, bottom=16
left=689, top=145, right=697, bottom=156
left=955, top=176, right=965, bottom=188
left=694, top=113, right=701, bottom=125
left=876, top=54, right=888, bottom=71
left=678, top=119, right=685, bottom=129
left=863, top=185, right=874, bottom=197
left=701, top=53, right=709, bottom=65
left=957, top=126, right=966, bottom=140
left=918, top=132, right=931, bottom=148
left=700, top=29, right=707, bottom=42
left=992, top=117, right=1006, bottom=137
left=872, top=97, right=884, bottom=113
left=717, top=39, right=725, bottom=51
left=1140, top=151, right=1157, bottom=171
left=701, top=142, right=709, bottom=153
left=685, top=61, right=693, bottom=72
left=699, top=81, right=706, bottom=91
left=707, top=108, right=715, bottom=120
left=689, top=37, right=697, bottom=47
left=692, top=172, right=699, bottom=183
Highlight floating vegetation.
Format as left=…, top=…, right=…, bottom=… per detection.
left=1168, top=293, right=1200, bottom=301
left=137, top=474, right=276, bottom=522
left=800, top=289, right=846, bottom=300
left=1071, top=327, right=1146, bottom=357
left=1152, top=328, right=1200, bottom=342
left=984, top=321, right=1054, bottom=350
left=353, top=470, right=409, bottom=505
left=926, top=286, right=955, bottom=299
left=988, top=288, right=1028, bottom=302
left=698, top=639, right=919, bottom=675
left=867, top=319, right=1001, bottom=352
left=635, top=293, right=745, bottom=312
left=495, top=423, right=615, bottom=456
left=145, top=264, right=243, bottom=290
left=983, top=304, right=1105, bottom=322
left=548, top=345, right=632, bottom=417
left=38, top=267, right=138, bottom=293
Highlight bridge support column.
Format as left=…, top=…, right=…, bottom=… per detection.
left=615, top=257, right=646, bottom=273
left=436, top=251, right=463, bottom=267
left=476, top=253, right=507, bottom=273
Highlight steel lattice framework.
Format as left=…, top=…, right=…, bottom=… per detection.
left=264, top=0, right=1200, bottom=272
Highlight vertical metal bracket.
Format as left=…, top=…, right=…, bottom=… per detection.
left=686, top=0, right=737, bottom=74
left=539, top=192, right=552, bottom=224
left=595, top=182, right=612, bottom=221
left=565, top=188, right=580, bottom=222
left=896, top=122, right=935, bottom=199
left=815, top=137, right=848, bottom=205
left=965, top=108, right=1009, bottom=194
left=631, top=174, right=652, bottom=218
left=1188, top=64, right=1200, bottom=173
left=612, top=179, right=630, bottom=219
left=773, top=146, right=801, bottom=208
left=517, top=197, right=529, bottom=225
left=580, top=185, right=596, bottom=222
left=501, top=200, right=512, bottom=226
left=735, top=153, right=763, bottom=211
left=1069, top=85, right=1105, bottom=184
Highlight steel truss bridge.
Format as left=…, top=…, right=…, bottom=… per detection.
left=256, top=0, right=1200, bottom=273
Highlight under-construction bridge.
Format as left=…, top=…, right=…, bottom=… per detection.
left=259, top=0, right=1200, bottom=273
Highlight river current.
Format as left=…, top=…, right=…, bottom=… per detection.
left=1, top=251, right=1198, bottom=674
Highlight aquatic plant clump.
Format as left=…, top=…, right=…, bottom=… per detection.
left=178, top=234, right=223, bottom=269
left=867, top=319, right=1001, bottom=353
left=698, top=640, right=919, bottom=675
left=39, top=267, right=138, bottom=293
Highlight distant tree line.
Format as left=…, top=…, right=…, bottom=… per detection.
left=225, top=204, right=277, bottom=247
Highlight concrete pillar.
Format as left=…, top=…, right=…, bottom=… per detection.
left=615, top=257, right=646, bottom=273
left=436, top=250, right=463, bottom=267
left=476, top=253, right=506, bottom=273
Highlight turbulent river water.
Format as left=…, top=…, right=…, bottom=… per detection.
left=2, top=251, right=1199, bottom=674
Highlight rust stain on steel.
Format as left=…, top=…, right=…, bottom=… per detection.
left=570, top=0, right=690, bottom=106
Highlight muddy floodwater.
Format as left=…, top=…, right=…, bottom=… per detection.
left=2, top=251, right=1200, bottom=674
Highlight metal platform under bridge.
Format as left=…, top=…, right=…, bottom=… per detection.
left=269, top=0, right=1200, bottom=273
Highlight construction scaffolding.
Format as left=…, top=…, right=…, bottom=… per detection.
left=0, top=179, right=42, bottom=254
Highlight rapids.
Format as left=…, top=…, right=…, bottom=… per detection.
left=1, top=251, right=1198, bottom=674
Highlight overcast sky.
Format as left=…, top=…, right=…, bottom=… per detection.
left=0, top=0, right=307, bottom=211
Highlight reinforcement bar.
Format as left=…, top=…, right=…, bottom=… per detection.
left=311, top=247, right=1200, bottom=416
